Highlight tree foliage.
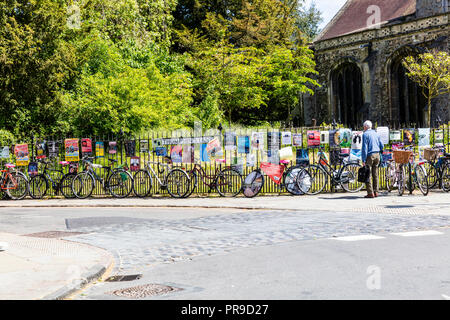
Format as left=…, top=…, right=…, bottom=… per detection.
left=403, top=50, right=450, bottom=127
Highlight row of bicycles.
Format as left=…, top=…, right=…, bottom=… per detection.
left=1, top=143, right=449, bottom=200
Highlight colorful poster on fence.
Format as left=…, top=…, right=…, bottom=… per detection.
left=36, top=141, right=46, bottom=159
left=140, top=140, right=149, bottom=153
left=108, top=141, right=117, bottom=154
left=14, top=144, right=29, bottom=166
left=251, top=132, right=265, bottom=151
left=292, top=133, right=302, bottom=147
left=200, top=144, right=210, bottom=162
left=267, top=132, right=281, bottom=150
left=237, top=136, right=250, bottom=154
left=170, top=145, right=182, bottom=163
left=124, top=140, right=136, bottom=157
left=155, top=147, right=167, bottom=157
left=350, top=149, right=362, bottom=162
left=296, top=149, right=309, bottom=166
left=377, top=127, right=390, bottom=145
left=206, top=137, right=223, bottom=158
left=81, top=138, right=92, bottom=155
left=281, top=132, right=292, bottom=145
left=64, top=139, right=79, bottom=162
left=339, top=129, right=352, bottom=148
left=28, top=162, right=38, bottom=176
left=351, top=131, right=363, bottom=150
left=329, top=130, right=339, bottom=148
left=418, top=128, right=430, bottom=147
left=434, top=130, right=444, bottom=146
left=130, top=156, right=140, bottom=172
left=0, top=146, right=9, bottom=159
left=307, top=131, right=320, bottom=147
left=246, top=153, right=256, bottom=167
left=403, top=129, right=415, bottom=145
left=182, top=145, right=194, bottom=163
left=390, top=130, right=402, bottom=142
left=95, top=142, right=104, bottom=158
left=224, top=132, right=237, bottom=151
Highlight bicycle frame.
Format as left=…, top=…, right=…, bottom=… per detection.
left=0, top=170, right=18, bottom=190
left=316, top=150, right=348, bottom=186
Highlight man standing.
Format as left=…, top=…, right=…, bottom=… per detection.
left=361, top=120, right=384, bottom=198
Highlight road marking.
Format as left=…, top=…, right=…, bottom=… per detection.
left=391, top=230, right=444, bottom=237
left=332, top=235, right=385, bottom=241
left=442, top=294, right=450, bottom=300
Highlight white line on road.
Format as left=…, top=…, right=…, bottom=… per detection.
left=391, top=230, right=444, bottom=237
left=442, top=294, right=450, bottom=300
left=331, top=235, right=385, bottom=241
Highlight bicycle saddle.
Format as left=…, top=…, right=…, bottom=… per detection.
left=339, top=153, right=350, bottom=158
left=108, top=159, right=118, bottom=163
left=59, top=161, right=70, bottom=166
left=280, top=160, right=290, bottom=165
left=5, top=163, right=15, bottom=168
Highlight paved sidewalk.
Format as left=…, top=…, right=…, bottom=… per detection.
left=0, top=232, right=113, bottom=300
left=1, top=191, right=449, bottom=215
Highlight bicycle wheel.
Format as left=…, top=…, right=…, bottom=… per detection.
left=340, top=163, right=364, bottom=193
left=165, top=169, right=190, bottom=198
left=72, top=171, right=95, bottom=199
left=59, top=173, right=76, bottom=198
left=133, top=170, right=153, bottom=197
left=108, top=170, right=133, bottom=198
left=6, top=173, right=29, bottom=200
left=243, top=170, right=264, bottom=198
left=385, top=163, right=396, bottom=192
left=397, top=167, right=405, bottom=196
left=424, top=163, right=438, bottom=189
left=183, top=170, right=198, bottom=198
left=441, top=164, right=450, bottom=192
left=284, top=166, right=310, bottom=195
left=29, top=174, right=48, bottom=199
left=304, top=164, right=327, bottom=195
left=215, top=168, right=243, bottom=197
left=415, top=164, right=429, bottom=196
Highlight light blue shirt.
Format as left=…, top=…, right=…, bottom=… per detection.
left=361, top=129, right=384, bottom=163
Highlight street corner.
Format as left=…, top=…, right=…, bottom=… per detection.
left=0, top=232, right=114, bottom=300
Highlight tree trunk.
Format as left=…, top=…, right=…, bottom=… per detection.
left=428, top=95, right=431, bottom=128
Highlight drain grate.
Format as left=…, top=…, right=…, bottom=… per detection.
left=107, top=284, right=182, bottom=299
left=105, top=274, right=143, bottom=282
left=23, top=231, right=86, bottom=238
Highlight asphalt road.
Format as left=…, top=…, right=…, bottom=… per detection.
left=1, top=207, right=449, bottom=300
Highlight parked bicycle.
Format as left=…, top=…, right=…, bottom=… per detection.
left=132, top=155, right=191, bottom=198
left=29, top=158, right=77, bottom=199
left=0, top=163, right=29, bottom=200
left=242, top=160, right=311, bottom=198
left=386, top=147, right=428, bottom=196
left=72, top=156, right=133, bottom=199
left=303, top=147, right=363, bottom=195
left=423, top=143, right=450, bottom=192
left=184, top=159, right=243, bottom=198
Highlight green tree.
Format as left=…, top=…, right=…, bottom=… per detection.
left=403, top=50, right=450, bottom=127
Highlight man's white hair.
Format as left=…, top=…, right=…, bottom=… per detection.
left=363, top=120, right=372, bottom=129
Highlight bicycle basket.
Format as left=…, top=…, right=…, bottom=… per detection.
left=424, top=148, right=440, bottom=162
left=393, top=150, right=413, bottom=164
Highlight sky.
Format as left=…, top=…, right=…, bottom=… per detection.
left=305, top=0, right=348, bottom=30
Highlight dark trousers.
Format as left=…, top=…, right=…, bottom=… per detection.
left=366, top=153, right=380, bottom=195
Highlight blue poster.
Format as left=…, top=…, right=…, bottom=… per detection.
left=200, top=144, right=210, bottom=162
left=155, top=147, right=167, bottom=157
left=238, top=136, right=250, bottom=154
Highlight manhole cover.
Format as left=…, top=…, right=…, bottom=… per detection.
left=108, top=284, right=182, bottom=299
left=105, top=274, right=143, bottom=282
left=23, top=231, right=86, bottom=238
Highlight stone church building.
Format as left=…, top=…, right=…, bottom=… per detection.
left=302, top=0, right=449, bottom=128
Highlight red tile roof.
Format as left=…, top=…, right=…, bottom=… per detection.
left=315, top=0, right=416, bottom=42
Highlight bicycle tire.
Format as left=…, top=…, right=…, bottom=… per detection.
left=243, top=170, right=264, bottom=198
left=215, top=168, right=243, bottom=197
left=304, top=164, right=327, bottom=195
left=340, top=163, right=364, bottom=193
left=441, top=164, right=450, bottom=192
left=72, top=171, right=95, bottom=199
left=397, top=167, right=405, bottom=196
left=284, top=166, right=310, bottom=195
left=424, top=163, right=438, bottom=189
left=59, top=173, right=76, bottom=198
left=183, top=170, right=198, bottom=198
left=133, top=170, right=153, bottom=198
left=165, top=168, right=190, bottom=198
left=6, top=173, right=29, bottom=200
left=415, top=164, right=429, bottom=196
left=385, top=163, right=396, bottom=192
left=29, top=174, right=49, bottom=199
left=108, top=170, right=133, bottom=198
